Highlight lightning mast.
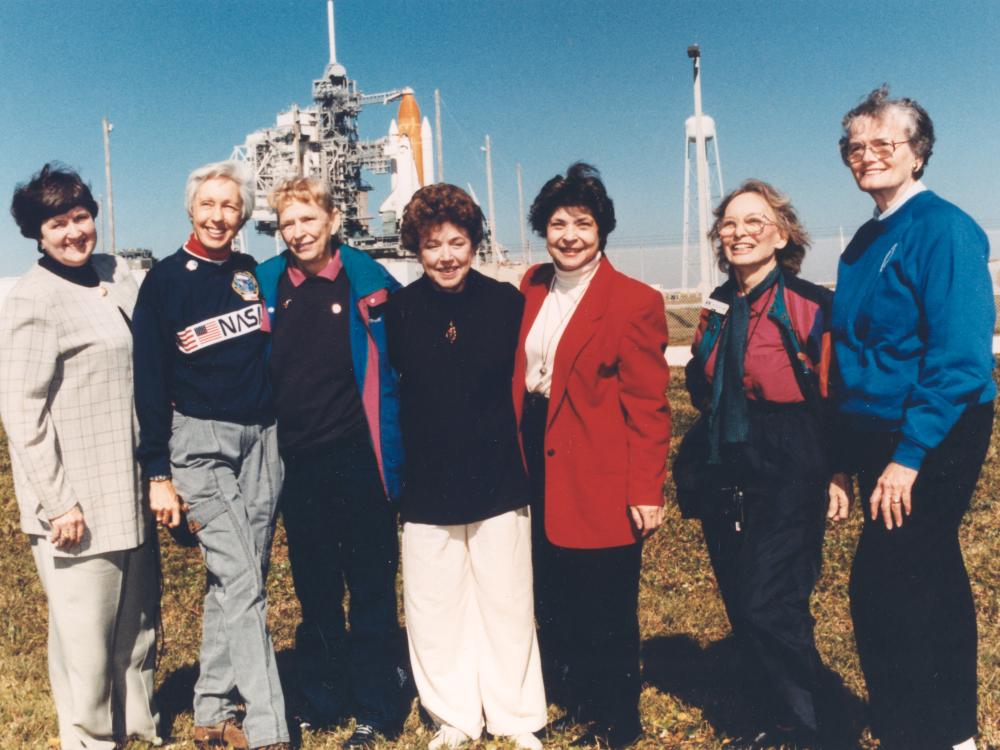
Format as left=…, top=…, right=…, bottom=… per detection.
left=682, top=45, right=724, bottom=298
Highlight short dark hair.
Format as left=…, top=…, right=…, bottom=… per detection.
left=709, top=179, right=810, bottom=276
left=400, top=183, right=484, bottom=253
left=10, top=163, right=100, bottom=241
left=839, top=85, right=935, bottom=178
left=528, top=162, right=616, bottom=251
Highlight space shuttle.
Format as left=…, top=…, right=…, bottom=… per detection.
left=379, top=90, right=435, bottom=222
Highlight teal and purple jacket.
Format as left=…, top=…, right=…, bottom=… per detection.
left=257, top=245, right=404, bottom=500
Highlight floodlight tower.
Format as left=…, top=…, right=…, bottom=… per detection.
left=682, top=45, right=724, bottom=297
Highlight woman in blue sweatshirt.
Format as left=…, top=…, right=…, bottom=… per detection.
left=831, top=86, right=995, bottom=750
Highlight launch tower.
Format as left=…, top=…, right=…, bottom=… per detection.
left=231, top=1, right=438, bottom=257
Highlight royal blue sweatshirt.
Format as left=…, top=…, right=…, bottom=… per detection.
left=832, top=190, right=995, bottom=470
left=133, top=248, right=272, bottom=478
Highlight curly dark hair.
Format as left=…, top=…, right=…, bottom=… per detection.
left=838, top=85, right=935, bottom=179
left=400, top=183, right=484, bottom=254
left=10, top=163, right=99, bottom=243
left=528, top=162, right=616, bottom=251
left=708, top=179, right=810, bottom=276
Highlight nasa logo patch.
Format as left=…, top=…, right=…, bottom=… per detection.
left=231, top=270, right=260, bottom=301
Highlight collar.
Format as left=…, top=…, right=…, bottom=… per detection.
left=552, top=252, right=603, bottom=292
left=875, top=181, right=927, bottom=221
left=286, top=248, right=343, bottom=287
left=184, top=233, right=232, bottom=262
left=38, top=253, right=100, bottom=287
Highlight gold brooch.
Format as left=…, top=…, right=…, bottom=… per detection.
left=445, top=320, right=457, bottom=344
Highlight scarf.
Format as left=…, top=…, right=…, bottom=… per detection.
left=707, top=265, right=782, bottom=464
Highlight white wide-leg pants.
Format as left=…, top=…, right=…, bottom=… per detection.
left=31, top=534, right=160, bottom=750
left=402, top=507, right=547, bottom=740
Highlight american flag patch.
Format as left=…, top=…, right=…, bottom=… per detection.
left=176, top=304, right=263, bottom=353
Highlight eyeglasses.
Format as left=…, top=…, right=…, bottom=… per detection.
left=844, top=139, right=909, bottom=163
left=716, top=214, right=777, bottom=238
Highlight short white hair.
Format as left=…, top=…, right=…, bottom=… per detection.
left=184, top=160, right=255, bottom=221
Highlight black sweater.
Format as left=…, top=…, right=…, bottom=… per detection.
left=133, top=248, right=272, bottom=478
left=384, top=270, right=528, bottom=525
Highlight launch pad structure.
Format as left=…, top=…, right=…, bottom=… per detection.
left=230, top=1, right=488, bottom=260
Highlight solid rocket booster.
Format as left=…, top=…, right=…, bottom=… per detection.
left=397, top=92, right=425, bottom=186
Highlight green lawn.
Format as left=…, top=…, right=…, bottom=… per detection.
left=0, top=369, right=997, bottom=749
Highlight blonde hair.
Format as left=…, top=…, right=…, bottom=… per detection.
left=708, top=178, right=810, bottom=275
left=267, top=176, right=337, bottom=217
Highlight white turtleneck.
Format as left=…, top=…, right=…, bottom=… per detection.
left=524, top=253, right=603, bottom=398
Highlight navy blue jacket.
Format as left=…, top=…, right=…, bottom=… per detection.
left=133, top=248, right=271, bottom=479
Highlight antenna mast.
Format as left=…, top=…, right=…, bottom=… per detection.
left=102, top=117, right=116, bottom=255
left=682, top=45, right=723, bottom=298
left=483, top=135, right=498, bottom=263
left=327, top=0, right=336, bottom=64
left=434, top=89, right=443, bottom=182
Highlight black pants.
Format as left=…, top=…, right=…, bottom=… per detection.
left=849, top=402, right=992, bottom=750
left=522, top=392, right=643, bottom=738
left=280, top=431, right=406, bottom=731
left=701, top=402, right=829, bottom=735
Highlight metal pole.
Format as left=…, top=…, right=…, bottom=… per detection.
left=102, top=117, right=116, bottom=255
left=484, top=135, right=498, bottom=264
left=682, top=134, right=691, bottom=291
left=97, top=195, right=106, bottom=253
left=327, top=0, right=336, bottom=64
left=292, top=104, right=302, bottom=176
left=516, top=162, right=528, bottom=264
left=434, top=89, right=443, bottom=183
left=689, top=46, right=714, bottom=299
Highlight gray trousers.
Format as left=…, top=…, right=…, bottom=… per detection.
left=31, top=534, right=160, bottom=750
left=170, top=413, right=288, bottom=748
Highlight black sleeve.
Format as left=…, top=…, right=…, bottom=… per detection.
left=383, top=293, right=404, bottom=374
left=684, top=355, right=711, bottom=413
left=503, top=284, right=525, bottom=379
left=133, top=270, right=174, bottom=478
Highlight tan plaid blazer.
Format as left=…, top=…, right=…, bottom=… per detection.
left=0, top=254, right=147, bottom=557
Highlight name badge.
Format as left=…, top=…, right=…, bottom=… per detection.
left=704, top=298, right=729, bottom=316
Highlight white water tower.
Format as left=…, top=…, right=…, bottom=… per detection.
left=681, top=45, right=724, bottom=297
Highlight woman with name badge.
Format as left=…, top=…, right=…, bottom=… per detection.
left=679, top=179, right=842, bottom=750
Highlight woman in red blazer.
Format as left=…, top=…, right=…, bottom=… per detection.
left=514, top=163, right=671, bottom=749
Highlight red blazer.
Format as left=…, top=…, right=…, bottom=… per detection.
left=513, top=258, right=671, bottom=549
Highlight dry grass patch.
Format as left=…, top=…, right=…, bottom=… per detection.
left=0, top=369, right=997, bottom=748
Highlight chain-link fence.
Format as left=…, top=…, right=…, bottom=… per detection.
left=662, top=296, right=1000, bottom=350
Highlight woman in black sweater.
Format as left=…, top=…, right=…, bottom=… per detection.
left=385, top=184, right=546, bottom=750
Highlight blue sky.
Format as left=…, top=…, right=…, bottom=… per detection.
left=1, top=0, right=998, bottom=284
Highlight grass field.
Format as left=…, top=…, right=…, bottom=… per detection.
left=0, top=369, right=997, bottom=749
